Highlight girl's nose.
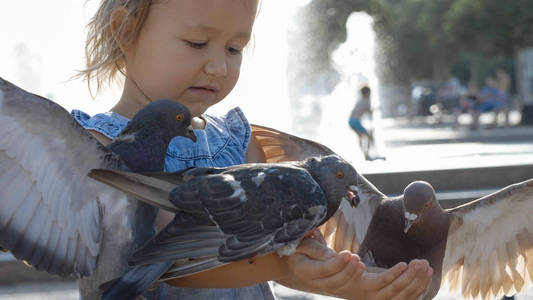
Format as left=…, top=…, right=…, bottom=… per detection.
left=204, top=51, right=227, bottom=77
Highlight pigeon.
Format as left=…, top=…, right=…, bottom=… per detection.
left=249, top=124, right=384, bottom=253
left=88, top=154, right=360, bottom=299
left=237, top=125, right=533, bottom=300
left=0, top=77, right=196, bottom=299
left=357, top=180, right=533, bottom=299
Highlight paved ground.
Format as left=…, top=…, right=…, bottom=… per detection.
left=357, top=111, right=533, bottom=174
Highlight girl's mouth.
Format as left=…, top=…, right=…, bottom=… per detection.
left=189, top=86, right=217, bottom=93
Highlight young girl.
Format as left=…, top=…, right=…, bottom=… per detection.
left=74, top=0, right=432, bottom=298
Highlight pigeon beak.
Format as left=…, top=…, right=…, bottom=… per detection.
left=404, top=219, right=414, bottom=233
left=345, top=185, right=360, bottom=208
left=185, top=125, right=197, bottom=142
left=403, top=212, right=418, bottom=233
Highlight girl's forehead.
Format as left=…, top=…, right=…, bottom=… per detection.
left=153, top=0, right=258, bottom=18
left=151, top=0, right=257, bottom=34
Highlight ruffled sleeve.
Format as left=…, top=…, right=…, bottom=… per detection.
left=71, top=110, right=129, bottom=139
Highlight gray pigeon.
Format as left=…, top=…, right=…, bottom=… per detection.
left=240, top=125, right=533, bottom=300
left=357, top=180, right=533, bottom=299
left=88, top=154, right=360, bottom=299
left=0, top=77, right=196, bottom=299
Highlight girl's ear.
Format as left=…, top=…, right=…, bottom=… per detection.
left=110, top=7, right=137, bottom=57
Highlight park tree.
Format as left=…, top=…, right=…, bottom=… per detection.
left=369, top=0, right=457, bottom=84
left=443, top=0, right=533, bottom=123
left=443, top=0, right=533, bottom=58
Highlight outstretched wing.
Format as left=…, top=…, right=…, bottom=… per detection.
left=0, top=77, right=123, bottom=277
left=321, top=174, right=385, bottom=253
left=250, top=124, right=385, bottom=253
left=250, top=124, right=334, bottom=162
left=442, top=179, right=533, bottom=299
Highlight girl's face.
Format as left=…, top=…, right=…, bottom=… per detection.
left=125, top=0, right=257, bottom=117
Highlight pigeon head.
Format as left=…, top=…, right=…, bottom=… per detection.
left=305, top=155, right=360, bottom=223
left=129, top=99, right=196, bottom=143
left=108, top=99, right=196, bottom=172
left=402, top=181, right=439, bottom=233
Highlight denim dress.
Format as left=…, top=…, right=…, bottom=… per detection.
left=72, top=107, right=276, bottom=300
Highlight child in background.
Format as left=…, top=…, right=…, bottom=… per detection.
left=349, top=86, right=374, bottom=160
left=74, top=0, right=432, bottom=298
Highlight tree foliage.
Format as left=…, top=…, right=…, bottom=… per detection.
left=288, top=0, right=533, bottom=97
left=444, top=0, right=533, bottom=57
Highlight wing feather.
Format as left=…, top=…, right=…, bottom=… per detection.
left=251, top=124, right=385, bottom=253
left=0, top=77, right=123, bottom=277
left=7, top=185, right=40, bottom=250
left=442, top=179, right=533, bottom=299
left=250, top=124, right=334, bottom=162
left=28, top=212, right=53, bottom=267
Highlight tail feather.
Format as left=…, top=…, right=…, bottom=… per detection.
left=88, top=169, right=178, bottom=212
left=100, top=262, right=173, bottom=300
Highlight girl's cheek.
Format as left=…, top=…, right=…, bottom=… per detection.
left=229, top=57, right=243, bottom=76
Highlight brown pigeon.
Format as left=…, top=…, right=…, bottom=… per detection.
left=249, top=125, right=533, bottom=300
left=357, top=180, right=533, bottom=299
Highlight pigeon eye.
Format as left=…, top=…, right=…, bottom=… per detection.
left=425, top=202, right=431, bottom=209
left=336, top=171, right=344, bottom=179
left=176, top=114, right=184, bottom=121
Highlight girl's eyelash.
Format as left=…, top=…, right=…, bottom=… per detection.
left=185, top=40, right=242, bottom=55
left=228, top=47, right=242, bottom=55
left=185, top=40, right=207, bottom=49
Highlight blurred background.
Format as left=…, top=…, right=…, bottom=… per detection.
left=1, top=0, right=533, bottom=299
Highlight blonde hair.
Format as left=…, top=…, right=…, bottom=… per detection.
left=81, top=0, right=259, bottom=96
left=81, top=0, right=152, bottom=96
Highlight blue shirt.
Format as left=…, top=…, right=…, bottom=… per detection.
left=72, top=107, right=275, bottom=300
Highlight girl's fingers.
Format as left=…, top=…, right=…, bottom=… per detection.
left=289, top=250, right=355, bottom=279
left=311, top=258, right=365, bottom=292
left=373, top=261, right=409, bottom=290
left=296, top=238, right=337, bottom=260
left=382, top=260, right=431, bottom=300
left=393, top=265, right=433, bottom=300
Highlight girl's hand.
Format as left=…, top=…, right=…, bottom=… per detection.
left=276, top=237, right=365, bottom=295
left=276, top=238, right=432, bottom=300
left=346, top=259, right=433, bottom=300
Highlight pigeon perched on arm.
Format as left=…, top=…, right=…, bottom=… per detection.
left=357, top=180, right=533, bottom=299
left=0, top=77, right=196, bottom=299
left=249, top=124, right=384, bottom=253
left=88, top=154, right=360, bottom=299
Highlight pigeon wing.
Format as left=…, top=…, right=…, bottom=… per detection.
left=130, top=166, right=327, bottom=272
left=251, top=124, right=385, bottom=253
left=250, top=124, right=334, bottom=163
left=0, top=78, right=124, bottom=277
left=442, top=179, right=533, bottom=299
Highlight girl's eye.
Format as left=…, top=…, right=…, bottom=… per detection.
left=228, top=47, right=243, bottom=55
left=185, top=40, right=207, bottom=49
